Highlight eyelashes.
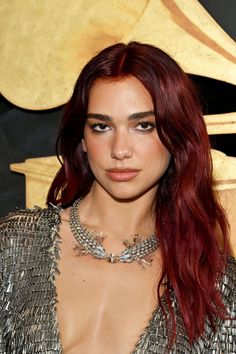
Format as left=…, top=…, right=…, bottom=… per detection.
left=136, top=121, right=156, bottom=132
left=88, top=121, right=156, bottom=134
left=89, top=123, right=111, bottom=133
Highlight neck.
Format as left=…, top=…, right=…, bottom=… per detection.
left=78, top=184, right=157, bottom=241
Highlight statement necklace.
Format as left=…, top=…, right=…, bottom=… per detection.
left=69, top=199, right=159, bottom=268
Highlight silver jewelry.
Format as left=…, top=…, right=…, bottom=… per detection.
left=69, top=199, right=159, bottom=267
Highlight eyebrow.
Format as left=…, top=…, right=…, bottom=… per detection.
left=86, top=111, right=155, bottom=122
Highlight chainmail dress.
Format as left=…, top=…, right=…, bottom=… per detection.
left=0, top=206, right=235, bottom=354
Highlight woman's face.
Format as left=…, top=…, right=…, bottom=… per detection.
left=83, top=76, right=171, bottom=200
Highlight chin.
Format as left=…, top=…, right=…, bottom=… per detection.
left=94, top=178, right=158, bottom=201
left=105, top=186, right=154, bottom=203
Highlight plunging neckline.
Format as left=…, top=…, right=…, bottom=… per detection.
left=52, top=207, right=164, bottom=354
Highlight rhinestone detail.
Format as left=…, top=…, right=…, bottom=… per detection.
left=69, top=199, right=159, bottom=267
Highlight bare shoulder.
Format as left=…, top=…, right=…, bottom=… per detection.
left=59, top=207, right=70, bottom=223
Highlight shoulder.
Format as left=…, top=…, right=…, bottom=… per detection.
left=0, top=204, right=61, bottom=228
left=210, top=256, right=236, bottom=352
left=220, top=256, right=236, bottom=306
left=0, top=205, right=61, bottom=251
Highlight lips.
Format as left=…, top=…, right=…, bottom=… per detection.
left=105, top=168, right=140, bottom=182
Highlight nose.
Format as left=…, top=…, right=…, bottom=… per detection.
left=111, top=131, right=132, bottom=160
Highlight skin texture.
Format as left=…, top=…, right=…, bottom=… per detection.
left=56, top=76, right=170, bottom=353
left=82, top=76, right=171, bottom=202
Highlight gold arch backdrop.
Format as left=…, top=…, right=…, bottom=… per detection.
left=1, top=0, right=236, bottom=128
left=0, top=0, right=236, bottom=253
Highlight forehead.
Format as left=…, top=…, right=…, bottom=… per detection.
left=87, top=76, right=153, bottom=114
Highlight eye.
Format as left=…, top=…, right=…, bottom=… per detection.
left=135, top=121, right=156, bottom=132
left=90, top=123, right=111, bottom=133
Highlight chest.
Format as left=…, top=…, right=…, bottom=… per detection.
left=55, top=237, right=161, bottom=354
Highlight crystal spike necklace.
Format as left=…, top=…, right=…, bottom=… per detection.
left=69, top=199, right=159, bottom=267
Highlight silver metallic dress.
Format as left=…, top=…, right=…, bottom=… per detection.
left=0, top=207, right=235, bottom=354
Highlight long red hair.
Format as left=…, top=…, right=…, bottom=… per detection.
left=47, top=42, right=229, bottom=344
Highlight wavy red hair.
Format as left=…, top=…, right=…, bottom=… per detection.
left=47, top=42, right=229, bottom=345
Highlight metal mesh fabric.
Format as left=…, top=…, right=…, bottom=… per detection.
left=0, top=208, right=235, bottom=353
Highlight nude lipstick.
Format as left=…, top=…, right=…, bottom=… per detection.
left=105, top=168, right=140, bottom=182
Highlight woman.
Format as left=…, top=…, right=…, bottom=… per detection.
left=0, top=42, right=235, bottom=353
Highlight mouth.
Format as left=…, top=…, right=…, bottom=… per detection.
left=105, top=168, right=140, bottom=182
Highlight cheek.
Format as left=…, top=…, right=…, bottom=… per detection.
left=143, top=141, right=170, bottom=172
left=83, top=132, right=98, bottom=154
left=84, top=136, right=108, bottom=164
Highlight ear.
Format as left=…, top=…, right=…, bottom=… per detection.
left=81, top=138, right=87, bottom=152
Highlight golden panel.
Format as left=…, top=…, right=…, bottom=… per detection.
left=0, top=0, right=147, bottom=109
left=0, top=0, right=235, bottom=115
